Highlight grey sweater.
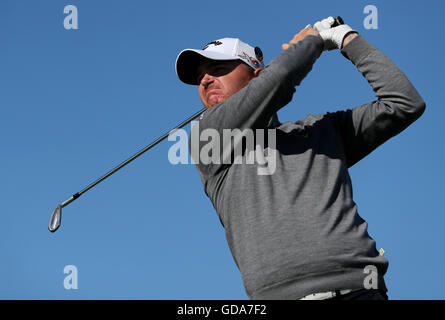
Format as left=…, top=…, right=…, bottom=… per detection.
left=189, top=35, right=425, bottom=299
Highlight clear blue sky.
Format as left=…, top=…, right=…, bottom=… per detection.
left=1, top=0, right=443, bottom=299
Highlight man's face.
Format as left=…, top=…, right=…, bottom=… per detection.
left=197, top=60, right=258, bottom=109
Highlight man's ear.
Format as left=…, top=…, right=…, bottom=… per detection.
left=253, top=67, right=262, bottom=77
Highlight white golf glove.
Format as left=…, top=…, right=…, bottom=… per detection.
left=312, top=16, right=357, bottom=51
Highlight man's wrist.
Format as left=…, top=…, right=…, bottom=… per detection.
left=341, top=32, right=359, bottom=49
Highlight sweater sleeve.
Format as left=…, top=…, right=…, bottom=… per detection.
left=331, top=35, right=426, bottom=168
left=190, top=35, right=324, bottom=178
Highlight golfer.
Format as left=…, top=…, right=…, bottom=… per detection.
left=175, top=17, right=425, bottom=300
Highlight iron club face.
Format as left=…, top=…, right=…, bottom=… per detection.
left=48, top=205, right=62, bottom=232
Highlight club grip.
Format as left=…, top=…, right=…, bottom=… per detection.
left=332, top=16, right=344, bottom=27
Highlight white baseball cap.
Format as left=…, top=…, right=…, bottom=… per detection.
left=175, top=38, right=264, bottom=85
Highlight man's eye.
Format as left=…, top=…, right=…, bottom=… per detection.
left=211, top=67, right=226, bottom=75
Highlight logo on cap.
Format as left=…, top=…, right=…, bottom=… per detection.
left=254, top=46, right=263, bottom=64
left=238, top=52, right=260, bottom=68
left=202, top=40, right=223, bottom=50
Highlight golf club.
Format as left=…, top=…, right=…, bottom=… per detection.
left=48, top=108, right=206, bottom=232
left=48, top=16, right=345, bottom=233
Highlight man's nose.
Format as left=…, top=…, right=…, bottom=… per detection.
left=200, top=73, right=214, bottom=88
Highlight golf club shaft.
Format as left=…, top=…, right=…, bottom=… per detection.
left=60, top=108, right=206, bottom=209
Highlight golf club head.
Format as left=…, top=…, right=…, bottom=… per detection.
left=48, top=205, right=62, bottom=232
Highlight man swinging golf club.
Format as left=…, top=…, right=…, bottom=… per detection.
left=175, top=16, right=426, bottom=300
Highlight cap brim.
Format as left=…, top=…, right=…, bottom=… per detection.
left=175, top=49, right=238, bottom=85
